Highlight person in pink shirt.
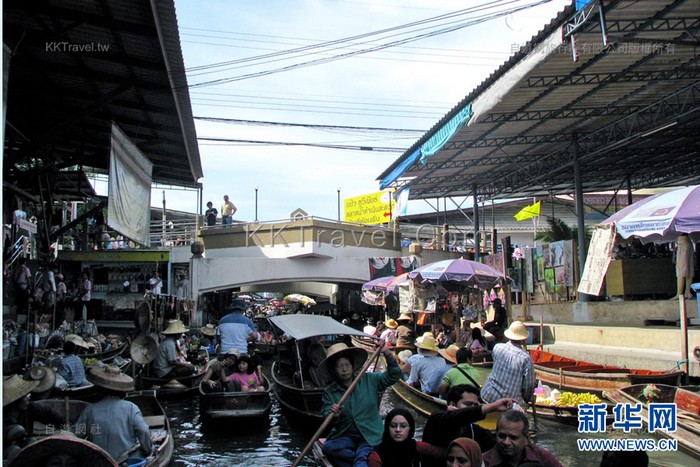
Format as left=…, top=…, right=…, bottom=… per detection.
left=226, top=355, right=264, bottom=392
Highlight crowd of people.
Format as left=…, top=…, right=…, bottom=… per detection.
left=3, top=292, right=649, bottom=467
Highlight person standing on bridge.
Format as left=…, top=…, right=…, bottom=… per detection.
left=221, top=194, right=237, bottom=225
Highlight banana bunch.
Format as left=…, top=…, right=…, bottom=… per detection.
left=82, top=357, right=101, bottom=367
left=536, top=391, right=602, bottom=406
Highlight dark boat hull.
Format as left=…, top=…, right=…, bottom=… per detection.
left=603, top=384, right=700, bottom=460
left=24, top=391, right=172, bottom=467
left=271, top=361, right=325, bottom=428
left=530, top=349, right=682, bottom=394
left=199, top=375, right=272, bottom=423
left=141, top=371, right=205, bottom=399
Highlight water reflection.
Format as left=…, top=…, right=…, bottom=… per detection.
left=163, top=390, right=696, bottom=467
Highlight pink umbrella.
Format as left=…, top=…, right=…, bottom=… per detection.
left=361, top=273, right=410, bottom=294
left=602, top=185, right=700, bottom=243
left=409, top=258, right=509, bottom=289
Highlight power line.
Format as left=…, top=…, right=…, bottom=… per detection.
left=194, top=116, right=425, bottom=133
left=188, top=0, right=550, bottom=87
left=197, top=137, right=406, bottom=152
left=185, top=1, right=513, bottom=73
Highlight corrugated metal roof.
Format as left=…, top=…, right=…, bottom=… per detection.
left=379, top=0, right=700, bottom=201
left=3, top=0, right=202, bottom=188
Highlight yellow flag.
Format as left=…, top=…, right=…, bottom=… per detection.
left=514, top=201, right=541, bottom=221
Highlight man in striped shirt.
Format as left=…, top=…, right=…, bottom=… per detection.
left=480, top=321, right=535, bottom=405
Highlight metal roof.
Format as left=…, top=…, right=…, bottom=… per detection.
left=379, top=0, right=700, bottom=201
left=3, top=0, right=203, bottom=188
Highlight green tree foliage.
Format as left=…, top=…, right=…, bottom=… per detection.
left=535, top=217, right=591, bottom=245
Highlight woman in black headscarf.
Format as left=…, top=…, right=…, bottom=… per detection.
left=367, top=407, right=444, bottom=467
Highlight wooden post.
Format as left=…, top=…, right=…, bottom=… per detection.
left=679, top=296, right=689, bottom=385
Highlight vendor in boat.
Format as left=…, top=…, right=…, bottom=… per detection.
left=73, top=365, right=153, bottom=462
left=480, top=322, right=535, bottom=405
left=482, top=298, right=507, bottom=342
left=437, top=347, right=479, bottom=397
left=405, top=334, right=444, bottom=394
left=199, top=324, right=218, bottom=355
left=294, top=342, right=326, bottom=388
left=57, top=340, right=87, bottom=388
left=395, top=313, right=415, bottom=349
left=3, top=374, right=40, bottom=462
left=422, top=384, right=514, bottom=461
left=320, top=342, right=401, bottom=467
left=202, top=348, right=240, bottom=392
left=153, top=320, right=196, bottom=379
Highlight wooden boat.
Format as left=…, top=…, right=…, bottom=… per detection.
left=312, top=438, right=333, bottom=467
left=198, top=374, right=272, bottom=423
left=2, top=339, right=129, bottom=377
left=51, top=358, right=134, bottom=401
left=268, top=314, right=371, bottom=429
left=530, top=349, right=683, bottom=393
left=140, top=369, right=205, bottom=399
left=391, top=379, right=498, bottom=430
left=528, top=400, right=614, bottom=426
left=23, top=390, right=172, bottom=466
left=604, top=384, right=700, bottom=460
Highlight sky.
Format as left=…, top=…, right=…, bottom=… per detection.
left=144, top=0, right=572, bottom=221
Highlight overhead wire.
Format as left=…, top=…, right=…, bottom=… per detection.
left=188, top=0, right=551, bottom=86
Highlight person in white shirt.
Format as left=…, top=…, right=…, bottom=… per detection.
left=149, top=272, right=163, bottom=295
left=363, top=317, right=377, bottom=336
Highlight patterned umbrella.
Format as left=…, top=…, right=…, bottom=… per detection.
left=283, top=294, right=317, bottom=306
left=409, top=258, right=509, bottom=289
left=361, top=273, right=410, bottom=294
left=602, top=185, right=700, bottom=243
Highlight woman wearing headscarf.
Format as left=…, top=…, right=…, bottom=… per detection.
left=446, top=437, right=484, bottom=467
left=368, top=408, right=444, bottom=467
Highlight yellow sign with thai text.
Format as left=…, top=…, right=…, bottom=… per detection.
left=344, top=190, right=394, bottom=224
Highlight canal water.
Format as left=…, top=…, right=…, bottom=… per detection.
left=162, top=389, right=697, bottom=467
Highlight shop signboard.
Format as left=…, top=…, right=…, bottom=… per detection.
left=344, top=190, right=394, bottom=225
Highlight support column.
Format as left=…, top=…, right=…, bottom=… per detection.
left=473, top=184, right=480, bottom=261
left=573, top=136, right=588, bottom=302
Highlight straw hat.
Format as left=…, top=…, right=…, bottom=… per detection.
left=385, top=319, right=399, bottom=329
left=397, top=312, right=413, bottom=322
left=397, top=349, right=413, bottom=364
left=415, top=334, right=439, bottom=353
left=223, top=348, right=240, bottom=358
left=438, top=344, right=461, bottom=364
left=130, top=335, right=158, bottom=365
left=162, top=319, right=189, bottom=335
left=27, top=366, right=56, bottom=393
left=317, top=343, right=368, bottom=384
left=200, top=324, right=216, bottom=337
left=415, top=332, right=435, bottom=345
left=3, top=375, right=40, bottom=406
left=87, top=365, right=135, bottom=392
left=504, top=321, right=530, bottom=341
left=65, top=334, right=90, bottom=349
left=6, top=434, right=117, bottom=467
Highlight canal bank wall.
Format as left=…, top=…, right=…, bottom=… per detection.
left=525, top=299, right=700, bottom=378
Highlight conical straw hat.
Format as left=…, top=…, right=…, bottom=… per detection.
left=3, top=375, right=40, bottom=406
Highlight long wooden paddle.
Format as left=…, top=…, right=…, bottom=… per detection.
left=292, top=342, right=385, bottom=467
